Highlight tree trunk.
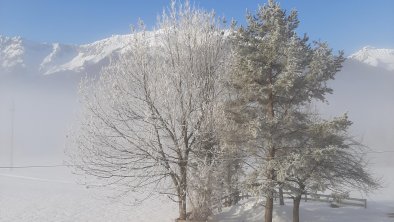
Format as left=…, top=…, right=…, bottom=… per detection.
left=178, top=164, right=188, bottom=220
left=279, top=186, right=285, bottom=205
left=264, top=165, right=274, bottom=222
left=264, top=160, right=275, bottom=222
left=264, top=71, right=275, bottom=222
left=292, top=195, right=301, bottom=222
left=265, top=196, right=274, bottom=222
left=178, top=197, right=187, bottom=220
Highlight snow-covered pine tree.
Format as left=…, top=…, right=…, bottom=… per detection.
left=229, top=1, right=344, bottom=221
left=219, top=62, right=254, bottom=207
left=277, top=112, right=378, bottom=222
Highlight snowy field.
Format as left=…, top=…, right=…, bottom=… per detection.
left=0, top=165, right=392, bottom=221
left=214, top=167, right=394, bottom=221
left=0, top=166, right=178, bottom=222
left=214, top=198, right=394, bottom=222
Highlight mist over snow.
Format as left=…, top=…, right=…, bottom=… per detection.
left=0, top=34, right=137, bottom=164
left=0, top=34, right=393, bottom=221
left=319, top=55, right=394, bottom=167
left=1, top=34, right=393, bottom=166
left=0, top=73, right=80, bottom=164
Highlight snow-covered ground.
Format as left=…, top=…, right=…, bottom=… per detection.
left=0, top=166, right=392, bottom=221
left=213, top=198, right=394, bottom=222
left=213, top=166, right=394, bottom=221
left=0, top=166, right=178, bottom=222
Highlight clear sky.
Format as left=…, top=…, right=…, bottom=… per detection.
left=1, top=0, right=393, bottom=54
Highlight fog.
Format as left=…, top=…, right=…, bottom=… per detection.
left=0, top=59, right=393, bottom=168
left=0, top=74, right=79, bottom=165
left=321, top=60, right=394, bottom=167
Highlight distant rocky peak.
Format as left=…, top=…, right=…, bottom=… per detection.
left=349, top=47, right=394, bottom=71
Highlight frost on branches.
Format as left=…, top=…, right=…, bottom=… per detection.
left=67, top=1, right=230, bottom=221
left=66, top=1, right=379, bottom=222
left=276, top=112, right=378, bottom=222
left=226, top=0, right=376, bottom=222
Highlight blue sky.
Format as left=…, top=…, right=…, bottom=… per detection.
left=0, top=0, right=393, bottom=54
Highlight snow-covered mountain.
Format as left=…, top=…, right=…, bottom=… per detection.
left=1, top=34, right=394, bottom=76
left=349, top=46, right=394, bottom=71
left=0, top=34, right=135, bottom=76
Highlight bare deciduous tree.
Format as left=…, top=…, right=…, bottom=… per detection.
left=67, top=2, right=229, bottom=220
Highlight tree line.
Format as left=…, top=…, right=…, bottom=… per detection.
left=67, top=1, right=378, bottom=222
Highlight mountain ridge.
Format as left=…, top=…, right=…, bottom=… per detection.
left=0, top=34, right=134, bottom=76
left=349, top=46, right=394, bottom=71
left=1, top=34, right=393, bottom=76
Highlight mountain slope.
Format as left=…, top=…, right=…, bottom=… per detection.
left=2, top=34, right=394, bottom=76
left=0, top=34, right=134, bottom=76
left=349, top=46, right=394, bottom=71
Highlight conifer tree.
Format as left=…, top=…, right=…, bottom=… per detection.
left=229, top=1, right=344, bottom=221
left=278, top=112, right=378, bottom=222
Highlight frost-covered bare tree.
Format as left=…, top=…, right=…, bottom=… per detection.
left=67, top=1, right=229, bottom=220
left=186, top=108, right=224, bottom=220
left=228, top=1, right=345, bottom=221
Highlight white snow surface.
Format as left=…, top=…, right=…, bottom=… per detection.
left=0, top=36, right=25, bottom=69
left=0, top=166, right=178, bottom=222
left=213, top=167, right=394, bottom=222
left=213, top=197, right=394, bottom=222
left=349, top=46, right=394, bottom=71
left=0, top=166, right=392, bottom=222
left=0, top=34, right=135, bottom=75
